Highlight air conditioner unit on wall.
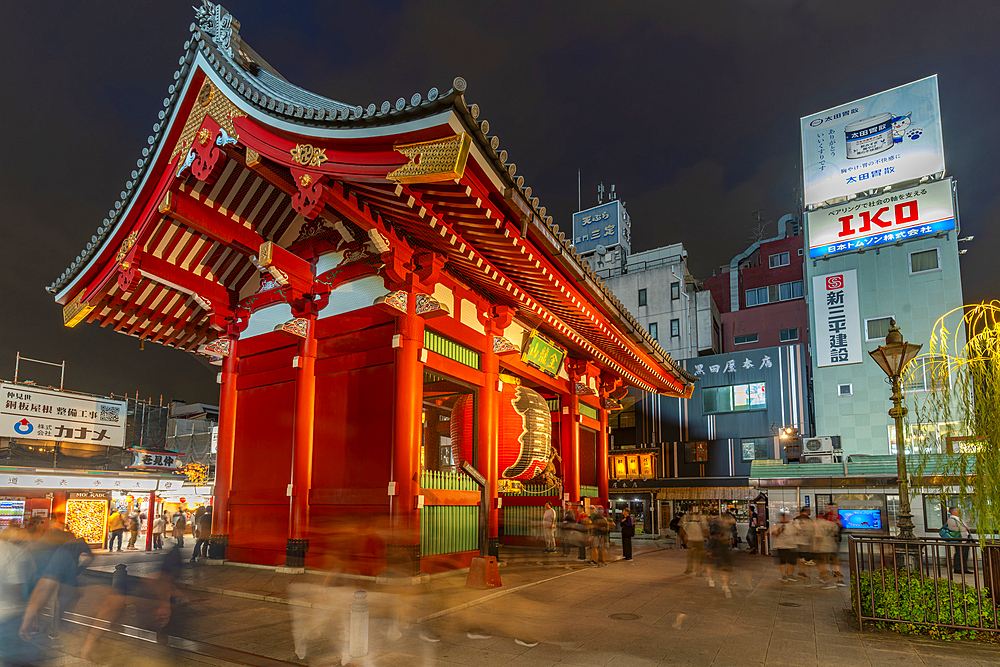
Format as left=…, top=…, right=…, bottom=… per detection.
left=802, top=437, right=835, bottom=455
left=803, top=454, right=834, bottom=464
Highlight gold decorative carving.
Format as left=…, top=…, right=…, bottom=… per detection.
left=388, top=133, right=472, bottom=184
left=289, top=144, right=329, bottom=168
left=63, top=291, right=95, bottom=328
left=115, top=230, right=140, bottom=265
left=158, top=191, right=174, bottom=214
left=198, top=84, right=214, bottom=107
left=197, top=127, right=212, bottom=146
left=299, top=174, right=312, bottom=187
left=257, top=241, right=275, bottom=267
left=245, top=147, right=260, bottom=167
left=170, top=81, right=246, bottom=165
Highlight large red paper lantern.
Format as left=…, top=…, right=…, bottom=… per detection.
left=450, top=384, right=551, bottom=481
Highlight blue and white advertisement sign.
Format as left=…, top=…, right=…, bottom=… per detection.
left=801, top=75, right=944, bottom=207
left=572, top=201, right=628, bottom=254
left=806, top=178, right=955, bottom=259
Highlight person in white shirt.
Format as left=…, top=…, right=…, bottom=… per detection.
left=541, top=502, right=556, bottom=553
left=793, top=507, right=816, bottom=585
left=947, top=507, right=973, bottom=574
left=682, top=508, right=708, bottom=575
left=152, top=513, right=167, bottom=550
left=771, top=511, right=799, bottom=583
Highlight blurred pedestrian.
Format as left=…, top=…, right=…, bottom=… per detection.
left=541, top=502, right=556, bottom=553
left=575, top=505, right=590, bottom=561
left=192, top=506, right=213, bottom=561
left=127, top=512, right=140, bottom=550
left=771, top=511, right=799, bottom=582
left=726, top=507, right=739, bottom=549
left=107, top=509, right=126, bottom=552
left=821, top=504, right=846, bottom=586
left=746, top=507, right=759, bottom=554
left=620, top=508, right=635, bottom=561
left=670, top=511, right=685, bottom=549
left=2, top=532, right=42, bottom=665
left=813, top=513, right=838, bottom=588
left=947, top=507, right=973, bottom=574
left=682, top=508, right=707, bottom=575
left=561, top=505, right=575, bottom=556
left=590, top=508, right=610, bottom=566
left=172, top=509, right=187, bottom=548
left=707, top=511, right=735, bottom=597
left=793, top=507, right=815, bottom=585
left=152, top=512, right=166, bottom=550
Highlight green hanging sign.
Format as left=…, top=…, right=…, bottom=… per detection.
left=521, top=331, right=567, bottom=377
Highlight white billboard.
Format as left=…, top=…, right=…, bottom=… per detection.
left=1, top=383, right=128, bottom=448
left=801, top=75, right=944, bottom=207
left=813, top=270, right=862, bottom=367
left=806, top=178, right=955, bottom=259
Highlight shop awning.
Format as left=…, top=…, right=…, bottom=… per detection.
left=662, top=487, right=755, bottom=500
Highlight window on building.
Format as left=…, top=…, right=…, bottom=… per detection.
left=838, top=383, right=853, bottom=396
left=703, top=382, right=766, bottom=414
left=638, top=288, right=647, bottom=307
left=670, top=319, right=680, bottom=338
left=734, top=333, right=758, bottom=345
left=779, top=327, right=799, bottom=342
left=769, top=252, right=790, bottom=268
left=910, top=248, right=940, bottom=274
left=798, top=248, right=804, bottom=256
left=865, top=316, right=894, bottom=341
left=671, top=282, right=680, bottom=300
left=741, top=439, right=770, bottom=461
left=902, top=355, right=947, bottom=393
left=746, top=281, right=802, bottom=307
left=648, top=322, right=658, bottom=341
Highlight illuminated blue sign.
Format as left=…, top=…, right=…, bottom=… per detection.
left=571, top=201, right=628, bottom=254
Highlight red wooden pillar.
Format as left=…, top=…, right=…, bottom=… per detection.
left=211, top=337, right=238, bottom=544
left=561, top=394, right=581, bottom=503
left=388, top=307, right=424, bottom=575
left=597, top=406, right=610, bottom=510
left=478, top=344, right=500, bottom=557
left=286, top=314, right=317, bottom=567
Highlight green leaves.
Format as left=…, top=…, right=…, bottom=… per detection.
left=853, top=568, right=996, bottom=640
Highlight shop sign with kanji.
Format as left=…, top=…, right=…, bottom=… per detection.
left=128, top=449, right=185, bottom=471
left=1, top=383, right=127, bottom=448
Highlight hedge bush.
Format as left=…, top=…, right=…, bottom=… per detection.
left=853, top=568, right=997, bottom=640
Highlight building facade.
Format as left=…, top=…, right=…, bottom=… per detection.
left=703, top=215, right=808, bottom=353
left=599, top=244, right=720, bottom=360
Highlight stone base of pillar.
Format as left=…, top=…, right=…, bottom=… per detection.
left=386, top=544, right=421, bottom=577
left=285, top=538, right=309, bottom=568
left=208, top=534, right=228, bottom=560
left=488, top=537, right=500, bottom=559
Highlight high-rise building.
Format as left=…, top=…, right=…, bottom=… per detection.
left=703, top=215, right=808, bottom=353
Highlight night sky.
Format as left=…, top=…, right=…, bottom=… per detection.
left=3, top=1, right=997, bottom=404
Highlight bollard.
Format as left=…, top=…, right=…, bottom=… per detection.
left=349, top=590, right=369, bottom=658
left=111, top=563, right=128, bottom=597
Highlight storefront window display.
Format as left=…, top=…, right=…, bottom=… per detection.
left=66, top=497, right=109, bottom=545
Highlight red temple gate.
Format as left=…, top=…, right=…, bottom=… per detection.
left=49, top=2, right=694, bottom=575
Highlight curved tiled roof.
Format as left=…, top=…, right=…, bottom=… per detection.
left=47, top=1, right=692, bottom=388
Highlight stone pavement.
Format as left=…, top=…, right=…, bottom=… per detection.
left=65, top=541, right=1000, bottom=666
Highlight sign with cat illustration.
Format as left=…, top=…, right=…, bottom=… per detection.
left=800, top=75, right=944, bottom=207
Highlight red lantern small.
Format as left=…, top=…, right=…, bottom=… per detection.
left=179, top=497, right=186, bottom=504
left=450, top=384, right=551, bottom=481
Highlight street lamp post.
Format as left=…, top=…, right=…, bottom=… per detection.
left=868, top=319, right=922, bottom=541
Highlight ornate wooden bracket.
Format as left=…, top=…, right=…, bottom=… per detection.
left=289, top=166, right=331, bottom=220
left=63, top=291, right=95, bottom=328
left=187, top=117, right=228, bottom=183
left=387, top=133, right=472, bottom=184
left=275, top=317, right=310, bottom=338
left=374, top=290, right=449, bottom=319
left=492, top=336, right=518, bottom=355
left=564, top=358, right=588, bottom=384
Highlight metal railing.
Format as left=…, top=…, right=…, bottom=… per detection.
left=848, top=535, right=1000, bottom=637
left=420, top=469, right=478, bottom=491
